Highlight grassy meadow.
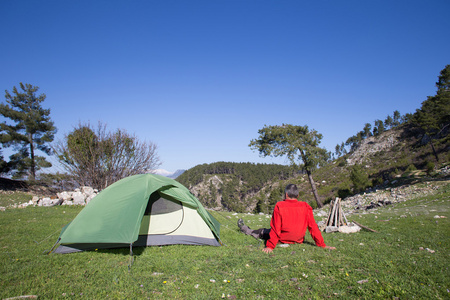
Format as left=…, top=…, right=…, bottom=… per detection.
left=1, top=182, right=449, bottom=299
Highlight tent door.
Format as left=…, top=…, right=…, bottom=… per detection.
left=139, top=193, right=184, bottom=235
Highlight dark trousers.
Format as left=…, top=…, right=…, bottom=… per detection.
left=252, top=228, right=271, bottom=240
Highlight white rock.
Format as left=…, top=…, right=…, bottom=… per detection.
left=57, top=191, right=72, bottom=201
left=338, top=225, right=361, bottom=234
left=81, top=186, right=95, bottom=197
left=72, top=191, right=86, bottom=205
left=316, top=210, right=327, bottom=217
left=325, top=226, right=339, bottom=233
left=41, top=198, right=53, bottom=207
left=32, top=196, right=40, bottom=204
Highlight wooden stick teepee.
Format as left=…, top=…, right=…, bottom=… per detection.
left=326, top=197, right=347, bottom=228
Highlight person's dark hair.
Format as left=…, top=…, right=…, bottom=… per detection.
left=285, top=184, right=299, bottom=199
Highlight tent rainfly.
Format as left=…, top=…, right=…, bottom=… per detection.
left=50, top=174, right=221, bottom=254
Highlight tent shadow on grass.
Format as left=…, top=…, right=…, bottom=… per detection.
left=97, top=246, right=146, bottom=256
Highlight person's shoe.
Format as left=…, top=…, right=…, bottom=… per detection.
left=237, top=218, right=252, bottom=235
left=237, top=218, right=245, bottom=229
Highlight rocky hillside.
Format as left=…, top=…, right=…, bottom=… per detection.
left=0, top=125, right=448, bottom=214
left=180, top=125, right=449, bottom=213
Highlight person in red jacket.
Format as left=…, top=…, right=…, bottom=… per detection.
left=238, top=183, right=336, bottom=253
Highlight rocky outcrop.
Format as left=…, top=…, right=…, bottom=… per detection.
left=190, top=175, right=225, bottom=209
left=8, top=186, right=98, bottom=209
left=346, top=129, right=402, bottom=166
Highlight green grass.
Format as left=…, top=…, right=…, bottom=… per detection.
left=0, top=191, right=32, bottom=207
left=1, top=183, right=449, bottom=299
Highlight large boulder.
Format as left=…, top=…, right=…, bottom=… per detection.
left=72, top=191, right=86, bottom=205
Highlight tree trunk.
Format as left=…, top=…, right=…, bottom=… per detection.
left=306, top=169, right=323, bottom=208
left=429, top=138, right=439, bottom=163
left=28, top=133, right=35, bottom=181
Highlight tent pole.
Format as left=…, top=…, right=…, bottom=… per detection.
left=128, top=243, right=134, bottom=271
left=46, top=238, right=61, bottom=255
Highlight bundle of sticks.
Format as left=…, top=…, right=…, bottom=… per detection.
left=326, top=197, right=349, bottom=228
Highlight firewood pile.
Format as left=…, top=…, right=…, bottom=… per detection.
left=326, top=197, right=348, bottom=228
left=324, top=197, right=369, bottom=234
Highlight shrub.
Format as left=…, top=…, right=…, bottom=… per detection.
left=338, top=159, right=346, bottom=167
left=372, top=177, right=384, bottom=187
left=54, top=122, right=161, bottom=190
left=350, top=164, right=370, bottom=193
left=405, top=164, right=417, bottom=172
left=337, top=188, right=352, bottom=199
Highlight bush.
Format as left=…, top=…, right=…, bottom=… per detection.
left=372, top=177, right=384, bottom=187
left=350, top=164, right=370, bottom=193
left=426, top=161, right=435, bottom=175
left=337, top=188, right=352, bottom=199
left=405, top=164, right=417, bottom=172
left=53, top=122, right=161, bottom=190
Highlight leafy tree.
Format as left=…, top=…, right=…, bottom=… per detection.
left=350, top=164, right=370, bottom=193
left=54, top=122, right=161, bottom=189
left=413, top=65, right=450, bottom=162
left=249, top=124, right=330, bottom=208
left=0, top=83, right=56, bottom=180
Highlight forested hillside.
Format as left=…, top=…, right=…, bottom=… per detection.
left=177, top=125, right=449, bottom=213
left=176, top=162, right=300, bottom=212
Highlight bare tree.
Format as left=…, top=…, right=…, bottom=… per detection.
left=54, top=122, right=161, bottom=190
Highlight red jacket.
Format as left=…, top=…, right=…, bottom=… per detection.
left=266, top=199, right=326, bottom=249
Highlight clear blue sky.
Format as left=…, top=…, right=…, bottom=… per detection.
left=1, top=0, right=449, bottom=173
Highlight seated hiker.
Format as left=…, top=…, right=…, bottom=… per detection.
left=238, top=183, right=336, bottom=253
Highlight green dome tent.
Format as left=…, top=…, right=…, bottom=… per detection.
left=51, top=174, right=221, bottom=254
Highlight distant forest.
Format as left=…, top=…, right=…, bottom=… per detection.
left=177, top=161, right=298, bottom=191
left=176, top=162, right=300, bottom=211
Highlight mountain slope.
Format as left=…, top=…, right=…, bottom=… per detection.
left=178, top=125, right=449, bottom=213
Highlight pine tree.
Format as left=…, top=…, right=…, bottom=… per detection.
left=0, top=83, right=56, bottom=180
left=384, top=115, right=394, bottom=129
left=249, top=124, right=330, bottom=208
left=373, top=119, right=385, bottom=136
left=392, top=110, right=402, bottom=127
left=413, top=65, right=450, bottom=162
left=363, top=123, right=372, bottom=138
